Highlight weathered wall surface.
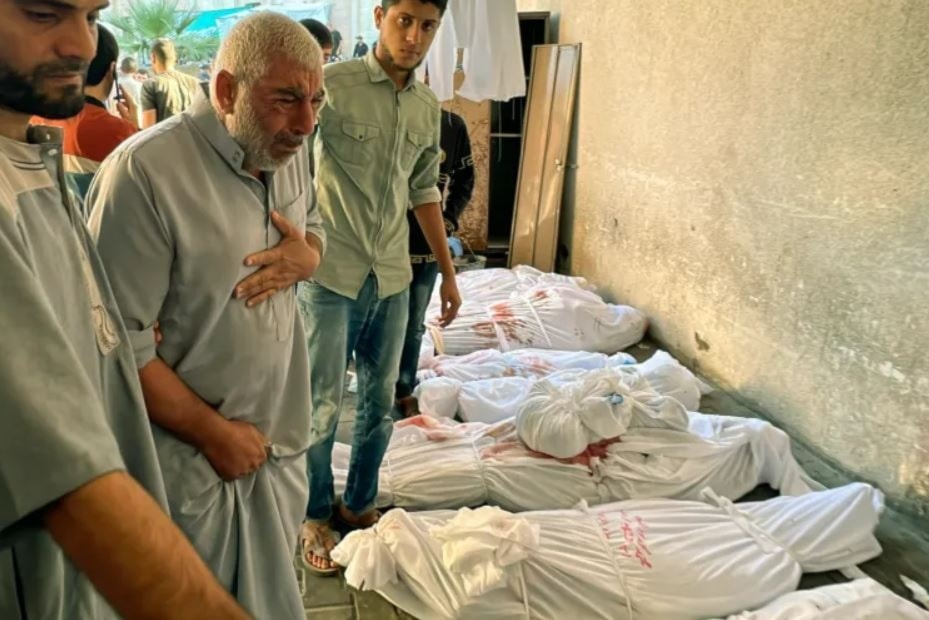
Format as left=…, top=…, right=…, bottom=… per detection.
left=518, top=0, right=929, bottom=515
left=444, top=70, right=491, bottom=251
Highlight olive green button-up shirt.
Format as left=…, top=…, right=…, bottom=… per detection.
left=313, top=52, right=442, bottom=300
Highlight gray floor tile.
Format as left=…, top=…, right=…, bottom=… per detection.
left=305, top=606, right=356, bottom=620
left=353, top=588, right=401, bottom=619
left=301, top=568, right=353, bottom=608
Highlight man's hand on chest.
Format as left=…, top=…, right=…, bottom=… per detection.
left=234, top=210, right=321, bottom=308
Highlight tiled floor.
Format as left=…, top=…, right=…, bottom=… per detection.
left=302, top=342, right=929, bottom=619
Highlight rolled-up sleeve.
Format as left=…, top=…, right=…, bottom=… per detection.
left=0, top=226, right=125, bottom=537
left=86, top=151, right=172, bottom=369
left=409, top=107, right=443, bottom=208
left=304, top=181, right=327, bottom=254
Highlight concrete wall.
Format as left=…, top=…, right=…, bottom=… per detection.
left=518, top=0, right=929, bottom=516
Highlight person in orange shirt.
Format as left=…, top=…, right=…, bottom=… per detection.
left=38, top=24, right=137, bottom=201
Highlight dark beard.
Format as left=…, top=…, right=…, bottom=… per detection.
left=0, top=58, right=88, bottom=119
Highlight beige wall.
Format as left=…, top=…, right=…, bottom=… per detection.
left=443, top=70, right=491, bottom=251
left=518, top=0, right=929, bottom=516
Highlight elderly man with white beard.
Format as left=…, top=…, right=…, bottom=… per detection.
left=87, top=12, right=326, bottom=618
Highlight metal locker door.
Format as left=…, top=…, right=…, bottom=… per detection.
left=509, top=43, right=581, bottom=271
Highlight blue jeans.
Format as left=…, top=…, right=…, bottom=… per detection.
left=298, top=274, right=409, bottom=521
left=395, top=260, right=440, bottom=399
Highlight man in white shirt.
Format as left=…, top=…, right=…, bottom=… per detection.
left=114, top=57, right=142, bottom=126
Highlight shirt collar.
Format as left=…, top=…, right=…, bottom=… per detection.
left=85, top=95, right=107, bottom=109
left=363, top=51, right=418, bottom=92
left=0, top=126, right=62, bottom=174
left=185, top=97, right=250, bottom=175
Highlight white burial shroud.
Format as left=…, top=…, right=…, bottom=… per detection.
left=331, top=483, right=884, bottom=620
left=415, top=349, right=705, bottom=423
left=331, top=400, right=818, bottom=513
left=426, top=265, right=597, bottom=320
left=514, top=366, right=694, bottom=459
left=725, top=577, right=929, bottom=619
left=421, top=267, right=647, bottom=362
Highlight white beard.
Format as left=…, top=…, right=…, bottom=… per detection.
left=226, top=95, right=281, bottom=171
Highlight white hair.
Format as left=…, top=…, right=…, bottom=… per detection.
left=212, top=11, right=322, bottom=98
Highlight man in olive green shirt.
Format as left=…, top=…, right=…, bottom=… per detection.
left=299, top=0, right=460, bottom=574
left=140, top=38, right=200, bottom=128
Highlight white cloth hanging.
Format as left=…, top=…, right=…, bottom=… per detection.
left=331, top=484, right=884, bottom=620
left=417, top=4, right=459, bottom=102
left=456, top=0, right=526, bottom=102
left=418, top=0, right=526, bottom=103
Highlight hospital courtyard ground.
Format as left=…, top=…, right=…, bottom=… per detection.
left=295, top=340, right=929, bottom=619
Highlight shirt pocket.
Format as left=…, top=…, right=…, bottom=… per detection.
left=328, top=119, right=381, bottom=167
left=403, top=129, right=431, bottom=172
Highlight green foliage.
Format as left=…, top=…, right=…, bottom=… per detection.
left=105, top=0, right=218, bottom=62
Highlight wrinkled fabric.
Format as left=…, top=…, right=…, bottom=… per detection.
left=456, top=0, right=526, bottom=102
left=0, top=127, right=166, bottom=620
left=426, top=265, right=595, bottom=324
left=333, top=528, right=398, bottom=592
left=88, top=98, right=317, bottom=619
left=331, top=408, right=818, bottom=513
left=419, top=347, right=636, bottom=384
left=419, top=267, right=598, bottom=367
left=415, top=0, right=525, bottom=103
left=430, top=506, right=540, bottom=597
left=516, top=367, right=691, bottom=458
left=416, top=350, right=701, bottom=421
left=427, top=285, right=647, bottom=356
left=333, top=484, right=884, bottom=620
left=725, top=577, right=929, bottom=619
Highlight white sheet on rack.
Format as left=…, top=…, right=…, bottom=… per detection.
left=725, top=577, right=929, bottom=619
left=331, top=483, right=884, bottom=620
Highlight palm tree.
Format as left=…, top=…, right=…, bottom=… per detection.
left=105, top=0, right=218, bottom=63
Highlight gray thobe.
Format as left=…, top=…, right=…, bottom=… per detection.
left=0, top=127, right=167, bottom=619
left=87, top=98, right=325, bottom=619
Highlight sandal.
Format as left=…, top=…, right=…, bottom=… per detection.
left=300, top=521, right=342, bottom=577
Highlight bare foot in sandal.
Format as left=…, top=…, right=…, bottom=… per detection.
left=300, top=521, right=341, bottom=576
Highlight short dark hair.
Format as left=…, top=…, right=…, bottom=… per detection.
left=87, top=26, right=119, bottom=87
left=299, top=18, right=333, bottom=48
left=381, top=0, right=448, bottom=15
